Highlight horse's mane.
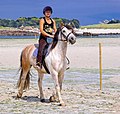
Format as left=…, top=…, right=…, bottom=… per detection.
left=51, top=25, right=74, bottom=49
left=51, top=28, right=59, bottom=49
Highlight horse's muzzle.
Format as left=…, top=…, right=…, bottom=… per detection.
left=69, top=36, right=76, bottom=44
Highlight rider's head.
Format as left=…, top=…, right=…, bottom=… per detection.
left=43, top=6, right=53, bottom=18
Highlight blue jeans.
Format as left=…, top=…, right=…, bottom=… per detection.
left=46, top=37, right=53, bottom=44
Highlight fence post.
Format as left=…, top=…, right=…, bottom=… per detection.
left=99, top=43, right=102, bottom=91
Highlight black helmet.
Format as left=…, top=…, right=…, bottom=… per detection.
left=43, top=6, right=53, bottom=14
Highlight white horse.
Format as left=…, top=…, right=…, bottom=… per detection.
left=16, top=25, right=76, bottom=106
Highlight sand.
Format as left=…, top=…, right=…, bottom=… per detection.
left=0, top=38, right=120, bottom=113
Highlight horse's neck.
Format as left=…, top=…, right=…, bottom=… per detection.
left=53, top=39, right=67, bottom=58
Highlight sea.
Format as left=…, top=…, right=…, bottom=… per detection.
left=0, top=34, right=120, bottom=39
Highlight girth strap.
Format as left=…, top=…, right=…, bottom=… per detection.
left=42, top=60, right=50, bottom=74
left=41, top=44, right=50, bottom=74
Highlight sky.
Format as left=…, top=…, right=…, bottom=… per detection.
left=0, top=0, right=120, bottom=25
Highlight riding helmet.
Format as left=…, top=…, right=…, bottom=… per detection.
left=43, top=6, right=53, bottom=14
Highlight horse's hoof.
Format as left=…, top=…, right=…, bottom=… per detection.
left=59, top=103, right=66, bottom=106
left=15, top=94, right=21, bottom=100
left=66, top=67, right=70, bottom=70
left=41, top=99, right=45, bottom=102
left=49, top=96, right=56, bottom=102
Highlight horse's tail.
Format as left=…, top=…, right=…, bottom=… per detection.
left=17, top=50, right=31, bottom=90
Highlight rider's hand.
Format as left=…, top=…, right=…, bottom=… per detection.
left=49, top=35, right=54, bottom=38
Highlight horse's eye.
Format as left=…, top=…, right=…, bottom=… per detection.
left=62, top=30, right=66, bottom=33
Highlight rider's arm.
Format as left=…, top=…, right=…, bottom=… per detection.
left=52, top=19, right=57, bottom=33
left=40, top=18, right=54, bottom=38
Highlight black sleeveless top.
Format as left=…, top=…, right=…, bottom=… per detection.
left=40, top=17, right=54, bottom=40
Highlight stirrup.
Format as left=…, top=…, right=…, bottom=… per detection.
left=36, top=62, right=42, bottom=68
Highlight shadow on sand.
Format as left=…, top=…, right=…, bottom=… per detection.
left=12, top=96, right=50, bottom=103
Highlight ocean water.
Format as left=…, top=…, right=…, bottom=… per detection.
left=80, top=34, right=120, bottom=38
left=0, top=35, right=39, bottom=39
left=0, top=34, right=120, bottom=39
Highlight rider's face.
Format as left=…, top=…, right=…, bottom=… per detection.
left=45, top=10, right=51, bottom=18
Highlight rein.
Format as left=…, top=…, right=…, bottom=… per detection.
left=51, top=26, right=73, bottom=49
left=58, top=27, right=73, bottom=42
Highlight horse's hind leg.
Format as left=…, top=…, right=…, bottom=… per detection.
left=17, top=67, right=29, bottom=98
left=38, top=72, right=45, bottom=102
left=17, top=67, right=30, bottom=98
left=17, top=50, right=31, bottom=98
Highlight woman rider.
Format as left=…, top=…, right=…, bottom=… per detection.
left=36, top=6, right=57, bottom=67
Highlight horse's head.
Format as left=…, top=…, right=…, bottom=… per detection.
left=55, top=24, right=76, bottom=44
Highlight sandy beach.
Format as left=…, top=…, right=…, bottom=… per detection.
left=0, top=38, right=120, bottom=113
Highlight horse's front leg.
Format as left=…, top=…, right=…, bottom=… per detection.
left=50, top=71, right=64, bottom=102
left=51, top=71, right=65, bottom=106
left=58, top=71, right=64, bottom=92
left=38, top=72, right=45, bottom=102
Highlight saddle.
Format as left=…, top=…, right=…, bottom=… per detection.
left=33, top=43, right=52, bottom=58
left=33, top=37, right=55, bottom=60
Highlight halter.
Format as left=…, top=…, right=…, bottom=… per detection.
left=59, top=27, right=73, bottom=42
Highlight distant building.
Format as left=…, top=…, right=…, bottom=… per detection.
left=19, top=26, right=40, bottom=33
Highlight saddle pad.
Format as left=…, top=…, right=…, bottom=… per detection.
left=33, top=48, right=38, bottom=58
left=33, top=44, right=52, bottom=58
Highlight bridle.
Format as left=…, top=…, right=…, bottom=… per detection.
left=59, top=26, right=73, bottom=42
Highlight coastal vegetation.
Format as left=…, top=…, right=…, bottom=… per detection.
left=81, top=19, right=120, bottom=29
left=81, top=23, right=120, bottom=29
left=0, top=17, right=80, bottom=29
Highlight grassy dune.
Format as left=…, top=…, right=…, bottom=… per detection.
left=0, top=26, right=10, bottom=30
left=81, top=23, right=120, bottom=29
left=0, top=26, right=17, bottom=30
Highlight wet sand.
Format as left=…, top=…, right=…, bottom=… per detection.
left=0, top=38, right=120, bottom=113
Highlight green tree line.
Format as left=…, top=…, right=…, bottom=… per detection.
left=0, top=17, right=80, bottom=28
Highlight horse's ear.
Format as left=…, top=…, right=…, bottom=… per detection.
left=60, top=22, right=64, bottom=27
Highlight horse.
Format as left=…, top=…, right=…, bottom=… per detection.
left=16, top=25, right=76, bottom=106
